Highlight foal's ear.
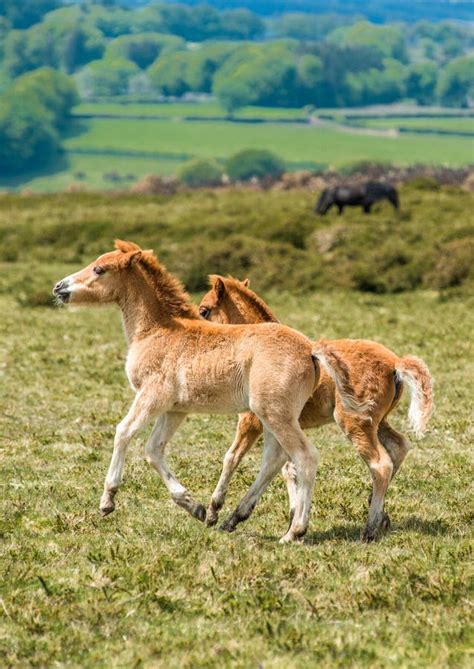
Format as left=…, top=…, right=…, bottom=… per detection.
left=114, top=239, right=142, bottom=253
left=214, top=277, right=225, bottom=298
left=241, top=278, right=250, bottom=287
left=118, top=249, right=142, bottom=268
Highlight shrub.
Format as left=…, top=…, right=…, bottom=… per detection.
left=225, top=149, right=285, bottom=182
left=172, top=235, right=321, bottom=294
left=177, top=159, right=223, bottom=188
left=339, top=159, right=393, bottom=176
left=426, top=239, right=474, bottom=290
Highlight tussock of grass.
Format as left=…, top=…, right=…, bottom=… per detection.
left=1, top=286, right=472, bottom=667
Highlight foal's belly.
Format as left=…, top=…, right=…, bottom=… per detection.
left=173, top=364, right=249, bottom=414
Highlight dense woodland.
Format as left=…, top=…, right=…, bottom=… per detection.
left=0, top=0, right=473, bottom=174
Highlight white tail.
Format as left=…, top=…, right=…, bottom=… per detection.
left=395, top=356, right=434, bottom=438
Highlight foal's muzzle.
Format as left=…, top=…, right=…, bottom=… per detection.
left=53, top=279, right=71, bottom=303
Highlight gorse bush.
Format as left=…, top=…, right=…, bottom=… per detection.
left=225, top=149, right=286, bottom=182
left=177, top=159, right=223, bottom=187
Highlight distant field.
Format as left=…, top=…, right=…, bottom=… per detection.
left=63, top=117, right=474, bottom=161
left=352, top=117, right=474, bottom=133
left=2, top=102, right=473, bottom=193
left=75, top=101, right=308, bottom=121
left=0, top=154, right=182, bottom=193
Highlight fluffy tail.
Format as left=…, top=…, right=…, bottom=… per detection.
left=395, top=356, right=433, bottom=438
left=312, top=339, right=374, bottom=418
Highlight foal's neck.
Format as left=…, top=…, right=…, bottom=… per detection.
left=119, top=267, right=198, bottom=344
left=227, top=286, right=278, bottom=324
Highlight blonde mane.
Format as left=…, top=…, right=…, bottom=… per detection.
left=218, top=276, right=279, bottom=323
left=116, top=240, right=198, bottom=320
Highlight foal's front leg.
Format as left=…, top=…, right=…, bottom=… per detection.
left=206, top=412, right=263, bottom=527
left=100, top=391, right=155, bottom=516
left=145, top=412, right=207, bottom=522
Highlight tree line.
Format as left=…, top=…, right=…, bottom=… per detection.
left=0, top=2, right=472, bottom=111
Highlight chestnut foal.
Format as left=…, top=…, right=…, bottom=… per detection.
left=53, top=241, right=321, bottom=543
left=199, top=275, right=433, bottom=541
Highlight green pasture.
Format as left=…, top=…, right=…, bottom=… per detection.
left=352, top=117, right=474, bottom=133
left=75, top=101, right=308, bottom=121
left=63, top=118, right=474, bottom=166
left=0, top=153, right=182, bottom=193
left=2, top=102, right=473, bottom=193
left=1, top=260, right=473, bottom=666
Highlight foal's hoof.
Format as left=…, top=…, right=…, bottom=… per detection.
left=205, top=507, right=219, bottom=528
left=193, top=504, right=207, bottom=523
left=219, top=515, right=237, bottom=533
left=361, top=513, right=391, bottom=542
left=381, top=512, right=391, bottom=532
left=100, top=504, right=115, bottom=517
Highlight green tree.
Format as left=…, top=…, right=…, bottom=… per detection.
left=225, top=149, right=285, bottom=182
left=185, top=42, right=238, bottom=93
left=437, top=56, right=474, bottom=107
left=406, top=62, right=437, bottom=105
left=329, top=21, right=408, bottom=62
left=297, top=54, right=323, bottom=90
left=10, top=68, right=79, bottom=127
left=77, top=57, right=139, bottom=98
left=0, top=0, right=60, bottom=30
left=148, top=51, right=189, bottom=96
left=106, top=33, right=184, bottom=69
left=0, top=68, right=77, bottom=174
left=178, top=159, right=223, bottom=187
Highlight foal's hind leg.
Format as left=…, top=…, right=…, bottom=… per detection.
left=378, top=419, right=410, bottom=479
left=206, top=412, right=263, bottom=527
left=366, top=420, right=410, bottom=507
left=336, top=413, right=393, bottom=542
left=220, top=429, right=287, bottom=533
left=145, top=412, right=206, bottom=522
left=100, top=390, right=156, bottom=516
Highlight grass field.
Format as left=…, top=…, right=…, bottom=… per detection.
left=352, top=117, right=474, bottom=133
left=1, top=101, right=473, bottom=193
left=1, top=265, right=473, bottom=667
left=63, top=119, right=474, bottom=167
left=75, top=101, right=308, bottom=121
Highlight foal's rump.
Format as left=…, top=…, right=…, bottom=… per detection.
left=313, top=338, right=433, bottom=434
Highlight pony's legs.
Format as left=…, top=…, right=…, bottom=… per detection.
left=100, top=390, right=155, bottom=516
left=378, top=419, right=410, bottom=478
left=145, top=412, right=206, bottom=522
left=281, top=460, right=298, bottom=528
left=336, top=412, right=393, bottom=541
left=220, top=420, right=319, bottom=544
left=271, top=421, right=319, bottom=543
left=206, top=412, right=263, bottom=527
left=219, top=429, right=287, bottom=532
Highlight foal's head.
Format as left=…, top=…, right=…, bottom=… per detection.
left=199, top=275, right=250, bottom=324
left=53, top=240, right=143, bottom=306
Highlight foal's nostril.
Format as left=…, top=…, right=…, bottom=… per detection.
left=53, top=279, right=69, bottom=295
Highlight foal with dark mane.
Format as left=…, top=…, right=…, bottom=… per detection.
left=199, top=275, right=433, bottom=541
left=53, top=241, right=322, bottom=543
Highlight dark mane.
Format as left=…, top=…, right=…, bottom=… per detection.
left=225, top=276, right=279, bottom=323
left=139, top=252, right=199, bottom=319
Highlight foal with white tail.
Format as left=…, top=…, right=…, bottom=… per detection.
left=199, top=275, right=434, bottom=541
left=53, top=241, right=320, bottom=542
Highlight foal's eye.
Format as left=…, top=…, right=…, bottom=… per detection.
left=199, top=306, right=211, bottom=319
left=93, top=266, right=105, bottom=276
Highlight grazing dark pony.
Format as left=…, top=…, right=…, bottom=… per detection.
left=315, top=181, right=399, bottom=215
